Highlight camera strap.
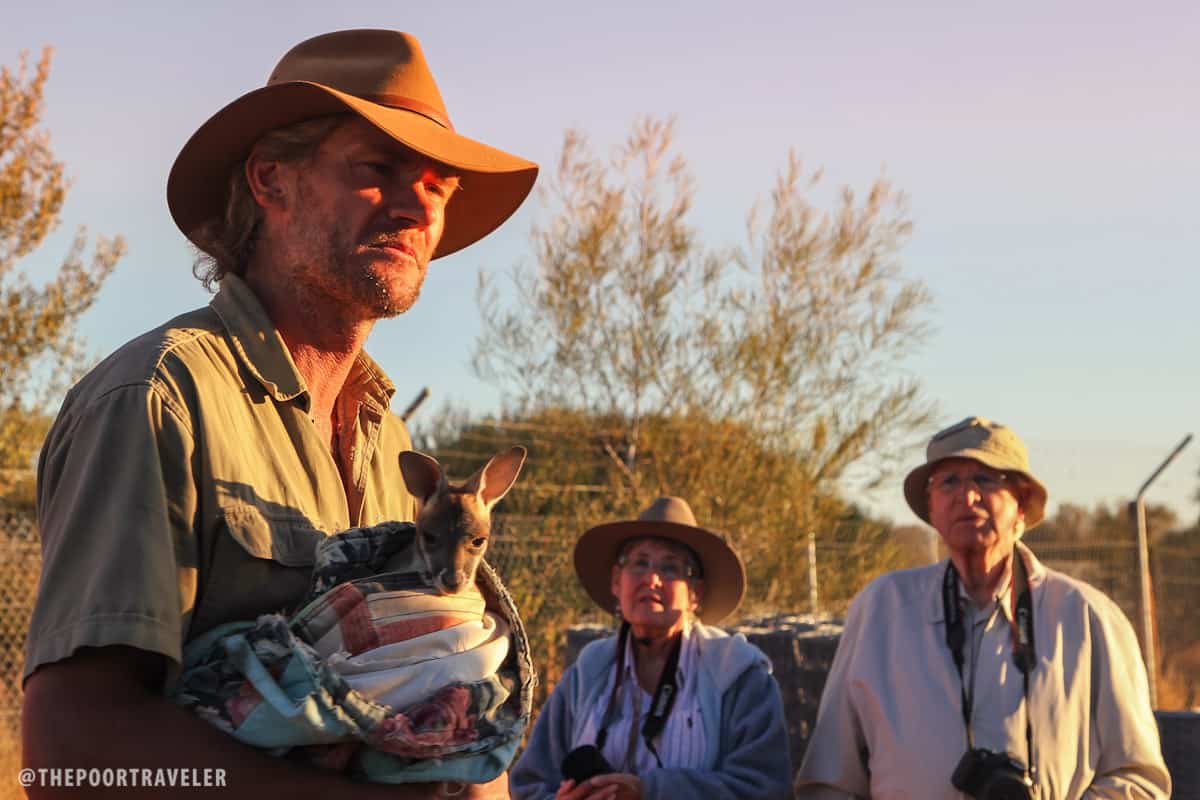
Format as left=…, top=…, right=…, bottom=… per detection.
left=594, top=620, right=684, bottom=770
left=942, top=550, right=1038, bottom=782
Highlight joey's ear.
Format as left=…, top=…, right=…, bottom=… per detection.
left=399, top=451, right=444, bottom=503
left=465, top=446, right=527, bottom=509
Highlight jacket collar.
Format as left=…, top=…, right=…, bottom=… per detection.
left=210, top=274, right=396, bottom=408
left=927, top=541, right=1046, bottom=624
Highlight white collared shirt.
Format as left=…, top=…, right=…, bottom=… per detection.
left=957, top=570, right=1027, bottom=763
left=580, top=623, right=708, bottom=774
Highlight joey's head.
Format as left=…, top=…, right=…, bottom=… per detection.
left=399, top=445, right=527, bottom=595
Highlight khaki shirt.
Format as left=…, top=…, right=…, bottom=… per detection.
left=25, top=275, right=417, bottom=682
left=796, top=543, right=1171, bottom=800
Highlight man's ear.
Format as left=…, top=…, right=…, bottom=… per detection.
left=1014, top=508, right=1027, bottom=539
left=244, top=150, right=290, bottom=212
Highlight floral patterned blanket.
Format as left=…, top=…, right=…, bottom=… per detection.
left=171, top=522, right=535, bottom=784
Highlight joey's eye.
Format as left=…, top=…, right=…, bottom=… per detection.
left=471, top=537, right=487, bottom=548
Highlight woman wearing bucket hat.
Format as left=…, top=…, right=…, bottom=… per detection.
left=511, top=497, right=793, bottom=800
left=797, top=417, right=1170, bottom=799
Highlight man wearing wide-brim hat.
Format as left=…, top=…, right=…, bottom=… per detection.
left=798, top=417, right=1171, bottom=799
left=511, top=497, right=793, bottom=800
left=22, top=30, right=532, bottom=799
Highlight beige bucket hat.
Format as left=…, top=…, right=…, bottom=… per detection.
left=573, top=496, right=747, bottom=624
left=903, top=416, right=1048, bottom=529
left=168, top=29, right=538, bottom=260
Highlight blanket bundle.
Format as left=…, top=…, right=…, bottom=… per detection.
left=172, top=522, right=535, bottom=784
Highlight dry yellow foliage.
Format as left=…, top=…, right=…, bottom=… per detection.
left=0, top=48, right=123, bottom=481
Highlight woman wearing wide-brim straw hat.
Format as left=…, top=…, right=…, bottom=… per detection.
left=511, top=497, right=793, bottom=800
left=797, top=417, right=1171, bottom=799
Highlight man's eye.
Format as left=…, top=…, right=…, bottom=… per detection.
left=360, top=161, right=391, bottom=175
left=426, top=181, right=455, bottom=199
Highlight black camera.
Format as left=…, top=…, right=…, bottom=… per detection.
left=561, top=745, right=613, bottom=782
left=950, top=748, right=1032, bottom=800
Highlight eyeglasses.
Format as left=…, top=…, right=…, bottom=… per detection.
left=928, top=470, right=1010, bottom=496
left=617, top=555, right=697, bottom=582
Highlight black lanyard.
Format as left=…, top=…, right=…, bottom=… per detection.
left=942, top=550, right=1038, bottom=783
left=595, top=621, right=683, bottom=770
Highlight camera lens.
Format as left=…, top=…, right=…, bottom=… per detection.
left=977, top=773, right=1032, bottom=800
left=561, top=745, right=613, bottom=782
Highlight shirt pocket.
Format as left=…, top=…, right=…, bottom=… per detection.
left=220, top=502, right=326, bottom=567
left=189, top=503, right=330, bottom=639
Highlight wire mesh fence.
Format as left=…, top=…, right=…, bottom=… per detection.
left=2, top=505, right=1198, bottom=781
left=0, top=512, right=37, bottom=797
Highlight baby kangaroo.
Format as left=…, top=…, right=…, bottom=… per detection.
left=396, top=446, right=527, bottom=595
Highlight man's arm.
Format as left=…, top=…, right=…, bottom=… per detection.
left=794, top=587, right=873, bottom=799
left=1083, top=599, right=1171, bottom=799
left=23, top=645, right=506, bottom=799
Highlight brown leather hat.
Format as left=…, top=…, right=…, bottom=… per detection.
left=903, top=416, right=1048, bottom=529
left=574, top=496, right=747, bottom=624
left=168, top=29, right=538, bottom=260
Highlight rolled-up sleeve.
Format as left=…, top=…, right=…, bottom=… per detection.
left=25, top=381, right=198, bottom=681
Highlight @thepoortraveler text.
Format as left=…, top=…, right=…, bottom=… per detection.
left=18, top=767, right=227, bottom=789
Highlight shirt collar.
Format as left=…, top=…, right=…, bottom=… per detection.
left=959, top=570, right=1014, bottom=625
left=928, top=541, right=1045, bottom=624
left=210, top=274, right=396, bottom=408
left=620, top=621, right=695, bottom=691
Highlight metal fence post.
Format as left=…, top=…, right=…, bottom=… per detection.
left=1130, top=433, right=1192, bottom=708
left=808, top=531, right=819, bottom=616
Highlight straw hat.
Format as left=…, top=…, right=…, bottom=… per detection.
left=167, top=29, right=538, bottom=259
left=574, top=497, right=746, bottom=624
left=903, top=416, right=1048, bottom=529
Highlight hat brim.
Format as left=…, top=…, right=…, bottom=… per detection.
left=573, top=519, right=746, bottom=624
left=903, top=448, right=1048, bottom=530
left=167, top=81, right=538, bottom=260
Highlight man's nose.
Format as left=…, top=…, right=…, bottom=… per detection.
left=385, top=179, right=436, bottom=227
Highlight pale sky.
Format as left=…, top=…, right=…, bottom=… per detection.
left=5, top=0, right=1198, bottom=527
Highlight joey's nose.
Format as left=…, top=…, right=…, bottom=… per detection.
left=436, top=568, right=469, bottom=594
